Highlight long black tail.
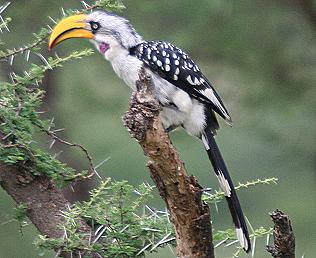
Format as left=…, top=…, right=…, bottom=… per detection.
left=202, top=130, right=251, bottom=252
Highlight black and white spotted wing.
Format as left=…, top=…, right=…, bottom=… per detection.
left=130, top=41, right=231, bottom=122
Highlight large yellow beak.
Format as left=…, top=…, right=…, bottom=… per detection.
left=48, top=14, right=94, bottom=50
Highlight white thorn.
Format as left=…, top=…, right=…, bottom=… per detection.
left=120, top=225, right=129, bottom=233
left=9, top=72, right=15, bottom=83
left=93, top=169, right=102, bottom=179
left=95, top=156, right=111, bottom=169
left=150, top=233, right=172, bottom=251
left=36, top=53, right=52, bottom=70
left=252, top=237, right=256, bottom=258
left=266, top=233, right=270, bottom=246
left=94, top=225, right=104, bottom=236
left=133, top=189, right=141, bottom=196
left=81, top=1, right=91, bottom=8
left=0, top=2, right=11, bottom=14
left=141, top=227, right=162, bottom=232
left=60, top=7, right=66, bottom=17
left=167, top=244, right=176, bottom=257
left=46, top=24, right=53, bottom=32
left=146, top=206, right=159, bottom=218
left=136, top=243, right=152, bottom=256
left=214, top=238, right=228, bottom=248
left=53, top=150, right=63, bottom=158
left=24, top=71, right=31, bottom=78
left=0, top=15, right=9, bottom=32
left=49, top=139, right=56, bottom=149
left=52, top=128, right=65, bottom=133
left=225, top=239, right=239, bottom=247
left=9, top=55, right=14, bottom=66
left=245, top=216, right=255, bottom=233
left=165, top=207, right=170, bottom=223
left=48, top=16, right=57, bottom=24
left=93, top=226, right=107, bottom=243
left=25, top=50, right=30, bottom=61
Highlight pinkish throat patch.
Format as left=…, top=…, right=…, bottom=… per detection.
left=99, top=42, right=110, bottom=54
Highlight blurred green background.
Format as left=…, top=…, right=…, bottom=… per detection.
left=0, top=0, right=315, bottom=257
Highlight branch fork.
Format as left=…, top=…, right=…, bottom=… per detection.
left=123, top=67, right=214, bottom=258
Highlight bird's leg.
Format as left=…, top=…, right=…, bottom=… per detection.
left=164, top=124, right=180, bottom=133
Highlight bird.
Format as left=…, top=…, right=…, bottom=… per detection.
left=48, top=10, right=251, bottom=252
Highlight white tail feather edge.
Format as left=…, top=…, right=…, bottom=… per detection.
left=236, top=228, right=249, bottom=251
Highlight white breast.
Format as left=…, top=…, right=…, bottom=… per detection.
left=108, top=47, right=206, bottom=137
left=107, top=47, right=143, bottom=90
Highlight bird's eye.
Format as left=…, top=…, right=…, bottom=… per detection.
left=90, top=21, right=100, bottom=33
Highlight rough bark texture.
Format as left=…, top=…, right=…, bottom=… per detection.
left=123, top=68, right=214, bottom=258
left=0, top=138, right=98, bottom=258
left=267, top=209, right=295, bottom=258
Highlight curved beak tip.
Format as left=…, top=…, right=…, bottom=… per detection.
left=48, top=13, right=93, bottom=50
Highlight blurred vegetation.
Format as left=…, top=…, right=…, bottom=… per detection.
left=0, top=0, right=315, bottom=257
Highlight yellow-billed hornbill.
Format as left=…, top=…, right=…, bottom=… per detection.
left=49, top=11, right=251, bottom=252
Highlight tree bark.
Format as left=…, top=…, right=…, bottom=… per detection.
left=267, top=209, right=295, bottom=258
left=0, top=138, right=98, bottom=258
left=123, top=68, right=214, bottom=258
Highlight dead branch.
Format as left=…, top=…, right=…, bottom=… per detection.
left=123, top=68, right=214, bottom=258
left=267, top=209, right=295, bottom=258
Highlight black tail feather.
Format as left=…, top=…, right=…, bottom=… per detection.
left=202, top=130, right=251, bottom=252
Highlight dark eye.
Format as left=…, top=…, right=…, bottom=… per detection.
left=90, top=21, right=100, bottom=33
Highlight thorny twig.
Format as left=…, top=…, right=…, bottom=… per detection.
left=0, top=2, right=99, bottom=61
left=0, top=39, right=47, bottom=61
left=38, top=125, right=100, bottom=179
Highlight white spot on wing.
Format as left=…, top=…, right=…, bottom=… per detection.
left=194, top=77, right=201, bottom=85
left=175, top=60, right=180, bottom=65
left=165, top=58, right=170, bottom=64
left=175, top=68, right=180, bottom=75
left=152, top=56, right=157, bottom=62
left=186, top=75, right=195, bottom=85
left=217, top=170, right=231, bottom=197
left=165, top=64, right=170, bottom=71
left=157, top=60, right=162, bottom=67
left=173, top=75, right=178, bottom=80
